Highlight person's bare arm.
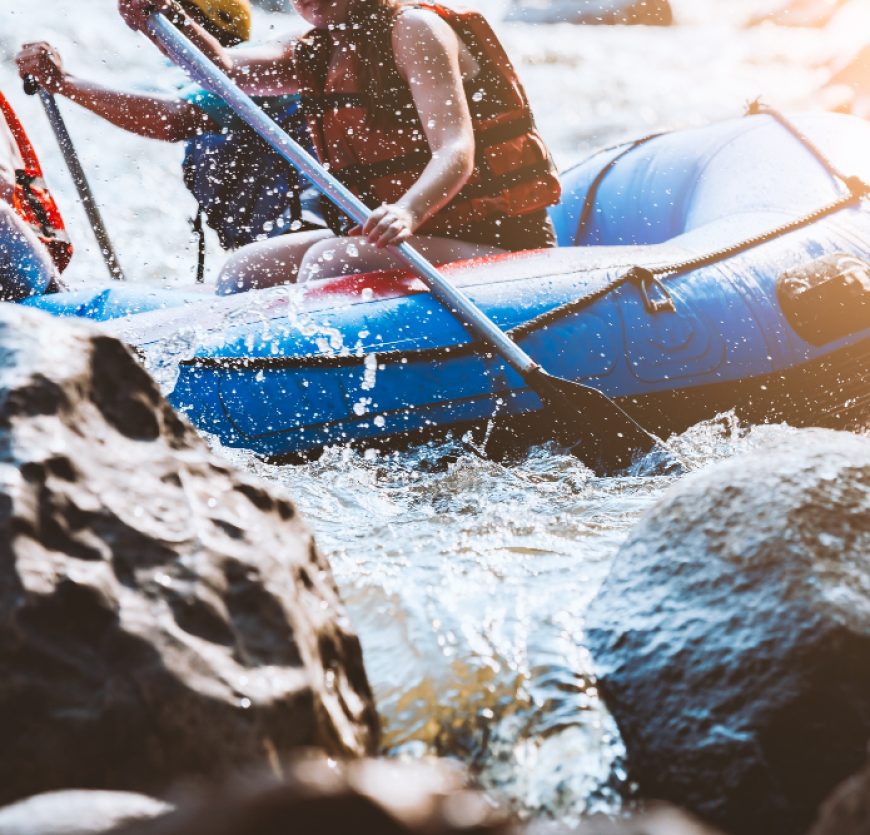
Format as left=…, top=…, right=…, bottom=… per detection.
left=59, top=79, right=212, bottom=141
left=118, top=0, right=300, bottom=95
left=360, top=9, right=475, bottom=247
left=16, top=42, right=214, bottom=141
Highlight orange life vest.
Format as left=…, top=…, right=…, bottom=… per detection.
left=294, top=3, right=561, bottom=236
left=0, top=91, right=73, bottom=273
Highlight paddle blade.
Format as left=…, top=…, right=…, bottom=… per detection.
left=527, top=369, right=660, bottom=473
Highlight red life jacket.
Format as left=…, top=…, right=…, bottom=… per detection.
left=294, top=3, right=561, bottom=237
left=0, top=91, right=73, bottom=273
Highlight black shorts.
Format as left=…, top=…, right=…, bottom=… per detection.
left=439, top=209, right=557, bottom=252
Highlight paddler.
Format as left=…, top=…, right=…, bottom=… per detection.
left=16, top=0, right=326, bottom=282
left=116, top=0, right=562, bottom=294
left=0, top=90, right=72, bottom=299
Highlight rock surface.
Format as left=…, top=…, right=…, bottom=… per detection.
left=113, top=758, right=515, bottom=835
left=586, top=428, right=870, bottom=835
left=543, top=806, right=725, bottom=834
left=808, top=753, right=870, bottom=835
left=0, top=307, right=378, bottom=806
left=0, top=791, right=171, bottom=835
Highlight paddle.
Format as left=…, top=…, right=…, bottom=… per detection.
left=144, top=11, right=660, bottom=472
left=23, top=76, right=126, bottom=281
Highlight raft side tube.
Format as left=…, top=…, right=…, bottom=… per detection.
left=23, top=286, right=209, bottom=321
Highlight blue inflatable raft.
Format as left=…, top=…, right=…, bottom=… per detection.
left=22, top=111, right=870, bottom=461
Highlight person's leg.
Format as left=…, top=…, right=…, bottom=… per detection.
left=0, top=203, right=57, bottom=300
left=297, top=234, right=506, bottom=283
left=215, top=228, right=334, bottom=295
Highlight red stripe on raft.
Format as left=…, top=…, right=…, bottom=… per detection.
left=296, top=248, right=549, bottom=307
left=103, top=246, right=558, bottom=345
left=299, top=269, right=426, bottom=304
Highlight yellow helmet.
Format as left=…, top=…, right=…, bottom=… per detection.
left=179, top=0, right=252, bottom=46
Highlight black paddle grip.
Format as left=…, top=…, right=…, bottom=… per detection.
left=23, top=75, right=40, bottom=97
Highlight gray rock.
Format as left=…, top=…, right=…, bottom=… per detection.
left=535, top=805, right=725, bottom=834
left=586, top=428, right=870, bottom=835
left=0, top=307, right=378, bottom=806
left=807, top=752, right=870, bottom=835
left=0, top=791, right=171, bottom=835
left=114, top=758, right=516, bottom=835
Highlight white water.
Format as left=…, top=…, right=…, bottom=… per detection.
left=5, top=0, right=868, bottom=287
left=2, top=0, right=869, bottom=823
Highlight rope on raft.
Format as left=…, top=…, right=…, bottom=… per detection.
left=181, top=106, right=870, bottom=371
left=512, top=104, right=870, bottom=333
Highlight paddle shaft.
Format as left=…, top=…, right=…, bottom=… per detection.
left=23, top=78, right=125, bottom=281
left=146, top=13, right=543, bottom=381
left=145, top=12, right=663, bottom=471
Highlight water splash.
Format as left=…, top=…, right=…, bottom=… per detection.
left=207, top=414, right=816, bottom=819
left=8, top=0, right=865, bottom=823
left=137, top=326, right=201, bottom=395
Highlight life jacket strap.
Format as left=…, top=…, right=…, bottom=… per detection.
left=192, top=208, right=206, bottom=284
left=0, top=91, right=72, bottom=272
left=15, top=171, right=55, bottom=237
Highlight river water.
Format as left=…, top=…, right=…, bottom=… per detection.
left=2, top=0, right=869, bottom=825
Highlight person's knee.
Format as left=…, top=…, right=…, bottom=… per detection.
left=298, top=237, right=375, bottom=282
left=216, top=231, right=333, bottom=295
left=216, top=247, right=292, bottom=295
left=297, top=241, right=328, bottom=283
left=216, top=251, right=255, bottom=295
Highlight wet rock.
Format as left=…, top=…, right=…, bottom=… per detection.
left=586, top=428, right=870, bottom=835
left=545, top=805, right=725, bottom=834
left=504, top=0, right=672, bottom=26
left=807, top=753, right=870, bottom=835
left=0, top=791, right=171, bottom=835
left=114, top=758, right=515, bottom=835
left=0, top=307, right=379, bottom=806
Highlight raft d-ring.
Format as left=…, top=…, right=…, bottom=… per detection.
left=845, top=176, right=870, bottom=200
left=624, top=266, right=677, bottom=314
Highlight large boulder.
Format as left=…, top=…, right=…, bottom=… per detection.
left=548, top=806, right=725, bottom=834
left=586, top=428, right=870, bottom=835
left=0, top=791, right=171, bottom=835
left=111, top=758, right=515, bottom=835
left=808, top=753, right=870, bottom=835
left=0, top=306, right=378, bottom=805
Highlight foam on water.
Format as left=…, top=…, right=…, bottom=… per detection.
left=210, top=415, right=811, bottom=821
left=0, top=0, right=858, bottom=286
